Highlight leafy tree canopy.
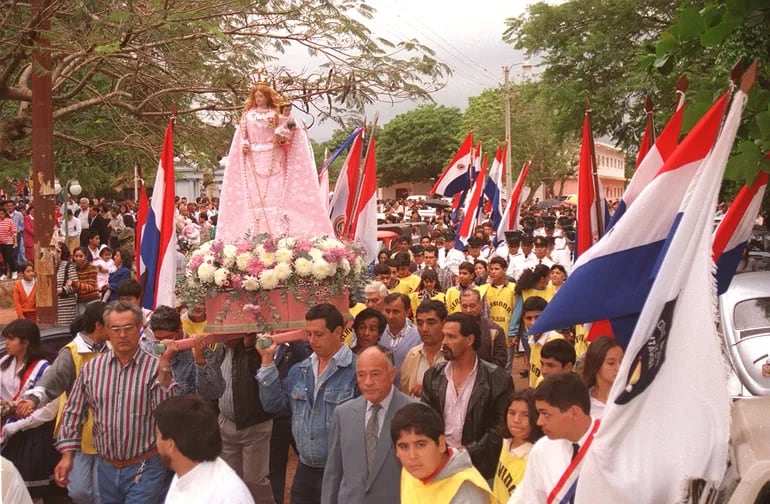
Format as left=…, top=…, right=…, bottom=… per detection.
left=504, top=0, right=769, bottom=189
left=0, top=0, right=449, bottom=194
left=375, top=104, right=463, bottom=186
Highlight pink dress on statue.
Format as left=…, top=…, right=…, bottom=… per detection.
left=216, top=108, right=333, bottom=242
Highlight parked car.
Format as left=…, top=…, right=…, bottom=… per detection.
left=718, top=271, right=770, bottom=398
left=716, top=272, right=770, bottom=502
left=0, top=324, right=73, bottom=358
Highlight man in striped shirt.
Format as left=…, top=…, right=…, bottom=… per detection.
left=54, top=301, right=179, bottom=502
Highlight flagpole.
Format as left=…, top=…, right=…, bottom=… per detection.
left=585, top=99, right=605, bottom=238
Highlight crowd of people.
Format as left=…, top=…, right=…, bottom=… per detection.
left=2, top=181, right=642, bottom=504
left=5, top=168, right=770, bottom=504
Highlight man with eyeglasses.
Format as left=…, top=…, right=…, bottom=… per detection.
left=363, top=281, right=389, bottom=313
left=54, top=301, right=180, bottom=502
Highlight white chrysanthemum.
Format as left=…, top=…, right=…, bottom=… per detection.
left=275, top=247, right=293, bottom=264
left=274, top=262, right=292, bottom=281
left=315, top=238, right=332, bottom=251
left=340, top=258, right=351, bottom=275
left=243, top=275, right=260, bottom=291
left=236, top=252, right=252, bottom=271
left=294, top=258, right=313, bottom=277
left=198, top=241, right=213, bottom=254
left=278, top=237, right=296, bottom=249
left=311, top=259, right=331, bottom=279
left=259, top=269, right=280, bottom=290
left=308, top=248, right=323, bottom=260
left=354, top=256, right=367, bottom=272
left=326, top=238, right=345, bottom=250
left=222, top=245, right=237, bottom=267
left=204, top=254, right=216, bottom=265
left=259, top=251, right=276, bottom=267
left=213, top=268, right=230, bottom=287
left=197, top=263, right=216, bottom=283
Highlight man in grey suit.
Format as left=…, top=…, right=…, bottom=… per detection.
left=322, top=346, right=414, bottom=504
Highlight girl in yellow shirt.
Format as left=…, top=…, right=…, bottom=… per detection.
left=493, top=389, right=544, bottom=503
left=410, top=269, right=446, bottom=317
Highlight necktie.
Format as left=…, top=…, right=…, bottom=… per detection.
left=569, top=443, right=580, bottom=504
left=365, top=403, right=382, bottom=471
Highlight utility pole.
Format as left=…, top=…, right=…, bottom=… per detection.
left=30, top=0, right=57, bottom=325
left=503, top=66, right=512, bottom=194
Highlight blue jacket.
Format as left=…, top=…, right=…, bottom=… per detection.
left=257, top=344, right=359, bottom=467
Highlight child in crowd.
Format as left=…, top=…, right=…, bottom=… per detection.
left=93, top=246, right=115, bottom=291
left=13, top=263, right=36, bottom=321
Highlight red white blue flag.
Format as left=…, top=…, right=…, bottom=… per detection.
left=328, top=128, right=364, bottom=239
left=497, top=158, right=532, bottom=238
left=608, top=89, right=685, bottom=230
left=455, top=153, right=488, bottom=248
left=483, top=144, right=506, bottom=233
left=139, top=118, right=177, bottom=310
left=351, top=134, right=379, bottom=263
left=576, top=76, right=751, bottom=503
left=530, top=92, right=729, bottom=347
left=575, top=108, right=603, bottom=258
left=432, top=132, right=473, bottom=197
left=713, top=166, right=769, bottom=294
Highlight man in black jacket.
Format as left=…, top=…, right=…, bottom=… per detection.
left=196, top=335, right=274, bottom=504
left=421, top=312, right=513, bottom=480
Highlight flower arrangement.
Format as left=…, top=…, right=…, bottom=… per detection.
left=177, top=234, right=369, bottom=313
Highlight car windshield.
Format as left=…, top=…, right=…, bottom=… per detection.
left=733, top=297, right=770, bottom=334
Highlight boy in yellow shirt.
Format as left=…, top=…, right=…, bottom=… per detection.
left=392, top=403, right=494, bottom=504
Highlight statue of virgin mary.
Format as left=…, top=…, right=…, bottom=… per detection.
left=216, top=81, right=333, bottom=242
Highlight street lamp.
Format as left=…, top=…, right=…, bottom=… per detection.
left=54, top=179, right=82, bottom=247
left=503, top=61, right=533, bottom=192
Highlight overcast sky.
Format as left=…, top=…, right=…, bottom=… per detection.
left=300, top=0, right=536, bottom=140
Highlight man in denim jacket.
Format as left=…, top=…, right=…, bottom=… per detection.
left=257, top=303, right=360, bottom=504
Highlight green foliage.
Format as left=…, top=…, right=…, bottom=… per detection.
left=0, top=0, right=449, bottom=194
left=376, top=104, right=464, bottom=186
left=506, top=0, right=770, bottom=208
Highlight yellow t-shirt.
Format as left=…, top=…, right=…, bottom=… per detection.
left=529, top=331, right=564, bottom=388
left=410, top=291, right=446, bottom=319
left=445, top=284, right=487, bottom=314
left=485, top=282, right=516, bottom=332
left=392, top=274, right=421, bottom=296
left=522, top=284, right=556, bottom=303
left=181, top=315, right=207, bottom=336
left=400, top=459, right=495, bottom=504
left=574, top=324, right=589, bottom=358
left=493, top=439, right=532, bottom=503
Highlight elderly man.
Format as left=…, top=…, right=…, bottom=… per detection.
left=322, top=346, right=413, bottom=504
left=421, top=313, right=513, bottom=480
left=256, top=303, right=360, bottom=504
left=363, top=280, right=389, bottom=313
left=54, top=301, right=179, bottom=502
